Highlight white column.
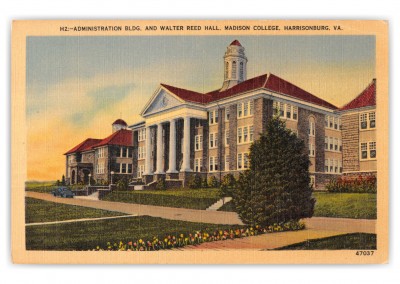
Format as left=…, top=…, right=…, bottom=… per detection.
left=144, top=126, right=152, bottom=175
left=155, top=123, right=164, bottom=174
left=167, top=119, right=177, bottom=173
left=181, top=116, right=192, bottom=172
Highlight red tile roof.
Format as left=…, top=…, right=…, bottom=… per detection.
left=161, top=73, right=337, bottom=110
left=230, top=39, right=242, bottom=46
left=64, top=138, right=102, bottom=155
left=91, top=129, right=133, bottom=148
left=340, top=79, right=376, bottom=111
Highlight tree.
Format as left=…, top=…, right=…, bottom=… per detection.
left=233, top=117, right=315, bottom=227
left=61, top=175, right=66, bottom=186
left=220, top=173, right=236, bottom=199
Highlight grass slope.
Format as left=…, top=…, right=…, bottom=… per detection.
left=103, top=188, right=221, bottom=210
left=26, top=216, right=243, bottom=250
left=25, top=197, right=125, bottom=223
left=218, top=192, right=376, bottom=219
left=275, top=233, right=377, bottom=250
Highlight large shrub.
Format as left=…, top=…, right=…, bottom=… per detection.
left=187, top=174, right=202, bottom=189
left=326, top=175, right=377, bottom=193
left=155, top=178, right=166, bottom=190
left=116, top=177, right=129, bottom=191
left=208, top=176, right=219, bottom=188
left=233, top=117, right=315, bottom=227
left=220, top=174, right=236, bottom=198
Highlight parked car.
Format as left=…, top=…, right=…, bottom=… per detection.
left=52, top=187, right=75, bottom=198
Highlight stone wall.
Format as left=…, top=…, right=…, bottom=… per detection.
left=228, top=104, right=238, bottom=171
left=298, top=108, right=325, bottom=172
left=254, top=97, right=273, bottom=139
left=341, top=113, right=360, bottom=172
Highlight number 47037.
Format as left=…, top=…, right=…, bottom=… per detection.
left=356, top=251, right=375, bottom=256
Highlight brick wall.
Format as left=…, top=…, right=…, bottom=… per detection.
left=341, top=113, right=360, bottom=172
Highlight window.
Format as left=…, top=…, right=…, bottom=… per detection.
left=325, top=136, right=328, bottom=150
left=195, top=158, right=202, bottom=172
left=273, top=101, right=279, bottom=116
left=239, top=62, right=244, bottom=81
left=329, top=137, right=333, bottom=150
left=310, top=176, right=315, bottom=189
left=324, top=159, right=329, bottom=173
left=329, top=159, right=333, bottom=173
left=360, top=113, right=368, bottom=129
left=97, top=161, right=105, bottom=174
left=237, top=153, right=243, bottom=170
left=287, top=104, right=292, bottom=119
left=120, top=147, right=128, bottom=158
left=98, top=148, right=105, bottom=158
left=309, top=143, right=315, bottom=157
left=209, top=133, right=217, bottom=149
left=237, top=153, right=249, bottom=170
left=128, top=164, right=132, bottom=174
left=334, top=138, right=338, bottom=151
left=243, top=153, right=249, bottom=169
left=279, top=102, right=285, bottom=117
left=232, top=61, right=237, bottom=79
left=339, top=139, right=343, bottom=151
left=225, top=107, right=230, bottom=121
left=225, top=155, right=230, bottom=171
left=138, top=128, right=146, bottom=141
left=329, top=116, right=334, bottom=128
left=237, top=101, right=253, bottom=118
left=309, top=117, right=315, bottom=136
left=249, top=126, right=254, bottom=142
left=293, top=106, right=298, bottom=120
left=237, top=103, right=243, bottom=118
left=361, top=142, right=368, bottom=159
left=138, top=146, right=146, bottom=160
left=369, top=142, right=376, bottom=158
left=237, top=128, right=242, bottom=144
left=249, top=100, right=254, bottom=115
left=243, top=126, right=248, bottom=142
left=195, top=135, right=203, bottom=151
left=209, top=156, right=218, bottom=172
left=121, top=163, right=127, bottom=173
left=225, top=130, right=229, bottom=146
left=369, top=112, right=376, bottom=128
left=334, top=160, right=338, bottom=173
left=339, top=160, right=343, bottom=173
left=225, top=62, right=229, bottom=78
left=137, top=165, right=145, bottom=178
left=209, top=110, right=218, bottom=125
left=334, top=117, right=338, bottom=130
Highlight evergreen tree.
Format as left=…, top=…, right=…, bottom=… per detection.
left=233, top=117, right=315, bottom=227
left=61, top=175, right=66, bottom=185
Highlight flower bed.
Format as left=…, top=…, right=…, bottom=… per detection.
left=326, top=175, right=377, bottom=193
left=94, top=221, right=305, bottom=251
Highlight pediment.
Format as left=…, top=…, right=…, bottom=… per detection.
left=142, top=88, right=183, bottom=116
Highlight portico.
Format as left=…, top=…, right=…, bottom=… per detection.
left=138, top=85, right=208, bottom=184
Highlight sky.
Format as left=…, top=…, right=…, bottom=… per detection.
left=26, top=35, right=375, bottom=181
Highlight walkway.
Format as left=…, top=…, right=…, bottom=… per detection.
left=26, top=191, right=376, bottom=250
left=26, top=214, right=137, bottom=227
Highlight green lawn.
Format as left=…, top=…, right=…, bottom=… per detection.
left=103, top=188, right=221, bottom=210
left=26, top=197, right=125, bottom=223
left=218, top=192, right=376, bottom=219
left=26, top=215, right=243, bottom=250
left=274, top=233, right=377, bottom=250
left=25, top=181, right=56, bottom=193
left=313, top=192, right=376, bottom=219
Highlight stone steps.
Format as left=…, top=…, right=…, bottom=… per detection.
left=206, top=197, right=232, bottom=211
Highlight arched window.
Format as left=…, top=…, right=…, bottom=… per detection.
left=239, top=62, right=244, bottom=80
left=225, top=62, right=229, bottom=79
left=232, top=61, right=237, bottom=79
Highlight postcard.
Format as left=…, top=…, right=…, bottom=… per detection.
left=11, top=20, right=388, bottom=264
